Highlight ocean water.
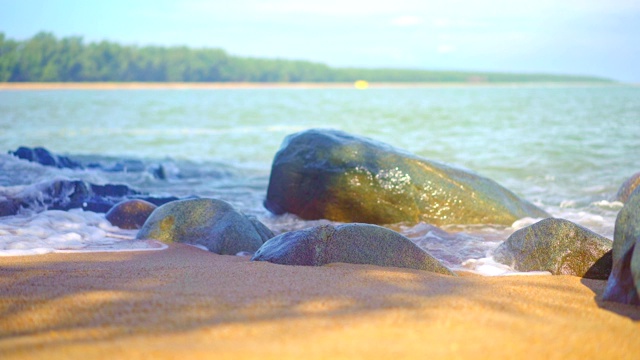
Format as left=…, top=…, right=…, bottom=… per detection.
left=1, top=84, right=638, bottom=274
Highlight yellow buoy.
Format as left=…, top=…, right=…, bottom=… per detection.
left=354, top=80, right=369, bottom=90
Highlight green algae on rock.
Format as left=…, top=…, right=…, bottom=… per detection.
left=264, top=129, right=548, bottom=226
left=251, top=223, right=455, bottom=275
left=603, top=188, right=640, bottom=305
left=493, top=218, right=612, bottom=278
left=136, top=198, right=273, bottom=255
left=106, top=199, right=157, bottom=229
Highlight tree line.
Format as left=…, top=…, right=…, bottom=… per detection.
left=0, top=32, right=612, bottom=83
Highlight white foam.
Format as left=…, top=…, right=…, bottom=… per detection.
left=510, top=217, right=544, bottom=231
left=591, top=200, right=624, bottom=209
left=0, top=208, right=166, bottom=256
left=459, top=257, right=552, bottom=277
left=187, top=243, right=209, bottom=252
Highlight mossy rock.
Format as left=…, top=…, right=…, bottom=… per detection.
left=493, top=218, right=612, bottom=278
left=106, top=199, right=157, bottom=229
left=264, top=129, right=548, bottom=226
left=251, top=223, right=455, bottom=275
left=603, top=188, right=640, bottom=305
left=136, top=198, right=273, bottom=255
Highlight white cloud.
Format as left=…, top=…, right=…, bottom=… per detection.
left=436, top=44, right=456, bottom=54
left=432, top=17, right=489, bottom=29
left=390, top=15, right=423, bottom=27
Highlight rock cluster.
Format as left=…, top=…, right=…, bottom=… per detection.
left=6, top=134, right=637, bottom=284
left=0, top=179, right=178, bottom=216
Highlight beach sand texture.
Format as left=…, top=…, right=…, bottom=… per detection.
left=1, top=244, right=638, bottom=359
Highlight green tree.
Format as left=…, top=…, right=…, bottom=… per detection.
left=0, top=32, right=614, bottom=83
left=0, top=33, right=19, bottom=81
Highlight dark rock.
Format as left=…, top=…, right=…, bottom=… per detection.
left=10, top=146, right=83, bottom=169
left=106, top=199, right=158, bottom=229
left=0, top=179, right=179, bottom=217
left=90, top=183, right=140, bottom=198
left=493, top=218, right=612, bottom=278
left=251, top=223, right=455, bottom=275
left=615, top=172, right=640, bottom=203
left=137, top=196, right=183, bottom=207
left=152, top=164, right=167, bottom=180
left=136, top=198, right=273, bottom=255
left=10, top=146, right=167, bottom=180
left=0, top=197, right=19, bottom=217
left=97, top=159, right=146, bottom=172
left=264, top=129, right=548, bottom=226
left=603, top=188, right=640, bottom=305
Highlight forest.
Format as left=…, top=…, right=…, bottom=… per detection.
left=0, top=32, right=612, bottom=83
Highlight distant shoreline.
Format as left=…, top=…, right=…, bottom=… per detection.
left=0, top=81, right=625, bottom=91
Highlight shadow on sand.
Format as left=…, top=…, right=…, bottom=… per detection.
left=1, top=244, right=639, bottom=356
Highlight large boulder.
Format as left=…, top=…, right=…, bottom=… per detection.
left=264, top=129, right=548, bottom=226
left=615, top=172, right=640, bottom=203
left=106, top=199, right=157, bottom=229
left=136, top=198, right=273, bottom=255
left=493, top=218, right=612, bottom=278
left=251, top=223, right=455, bottom=275
left=603, top=188, right=640, bottom=305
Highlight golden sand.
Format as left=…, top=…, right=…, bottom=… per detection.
left=0, top=244, right=638, bottom=359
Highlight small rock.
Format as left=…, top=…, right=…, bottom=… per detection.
left=136, top=198, right=273, bottom=255
left=493, top=218, right=612, bottom=278
left=106, top=199, right=157, bottom=229
left=251, top=223, right=455, bottom=275
left=615, top=172, right=640, bottom=203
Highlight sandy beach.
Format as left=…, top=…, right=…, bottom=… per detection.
left=0, top=244, right=638, bottom=359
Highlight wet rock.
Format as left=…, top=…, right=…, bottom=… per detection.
left=10, top=146, right=82, bottom=169
left=0, top=197, right=19, bottom=217
left=264, top=129, right=548, bottom=226
left=106, top=199, right=157, bottom=229
left=251, top=223, right=455, bottom=275
left=615, top=172, right=640, bottom=203
left=136, top=198, right=273, bottom=255
left=493, top=218, right=612, bottom=278
left=0, top=179, right=179, bottom=217
left=603, top=188, right=640, bottom=305
left=9, top=146, right=167, bottom=179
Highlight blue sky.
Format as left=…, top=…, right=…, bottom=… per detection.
left=2, top=0, right=639, bottom=82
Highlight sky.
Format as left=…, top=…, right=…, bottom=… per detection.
left=1, top=0, right=639, bottom=82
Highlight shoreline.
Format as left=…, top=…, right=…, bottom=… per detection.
left=1, top=244, right=638, bottom=359
left=0, top=81, right=625, bottom=91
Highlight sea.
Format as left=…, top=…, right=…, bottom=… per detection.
left=1, top=84, right=638, bottom=275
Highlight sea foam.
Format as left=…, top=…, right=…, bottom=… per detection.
left=0, top=208, right=166, bottom=256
